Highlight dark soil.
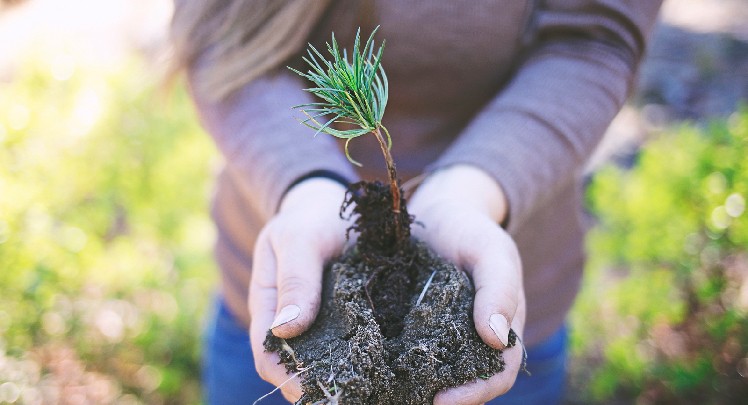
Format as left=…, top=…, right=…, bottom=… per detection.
left=264, top=181, right=517, bottom=404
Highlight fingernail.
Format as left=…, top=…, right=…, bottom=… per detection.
left=271, top=305, right=301, bottom=329
left=489, top=313, right=510, bottom=347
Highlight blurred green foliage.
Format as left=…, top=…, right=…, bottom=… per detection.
left=0, top=53, right=217, bottom=404
left=570, top=108, right=748, bottom=403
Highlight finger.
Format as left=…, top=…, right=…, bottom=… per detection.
left=282, top=388, right=300, bottom=403
left=269, top=229, right=326, bottom=339
left=249, top=229, right=278, bottom=329
left=247, top=235, right=304, bottom=398
left=433, top=341, right=523, bottom=405
left=465, top=228, right=523, bottom=350
left=248, top=236, right=283, bottom=372
left=254, top=350, right=305, bottom=401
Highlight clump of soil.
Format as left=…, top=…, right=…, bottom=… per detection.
left=264, top=181, right=517, bottom=404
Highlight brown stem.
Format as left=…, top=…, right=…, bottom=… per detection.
left=372, top=126, right=402, bottom=241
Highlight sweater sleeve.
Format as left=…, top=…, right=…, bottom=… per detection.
left=187, top=66, right=359, bottom=221
left=429, top=0, right=662, bottom=232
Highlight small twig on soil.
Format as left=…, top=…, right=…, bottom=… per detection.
left=415, top=270, right=437, bottom=306
left=280, top=338, right=304, bottom=369
left=251, top=364, right=316, bottom=405
left=313, top=380, right=342, bottom=405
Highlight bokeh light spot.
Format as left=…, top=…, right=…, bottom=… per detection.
left=711, top=206, right=731, bottom=230
left=42, top=312, right=68, bottom=336
left=95, top=308, right=124, bottom=343
left=725, top=193, right=745, bottom=218
left=0, top=382, right=21, bottom=403
left=135, top=365, right=162, bottom=393
left=61, top=226, right=87, bottom=252
left=70, top=88, right=103, bottom=138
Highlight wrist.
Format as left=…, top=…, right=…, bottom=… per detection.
left=412, top=165, right=508, bottom=224
left=280, top=177, right=348, bottom=213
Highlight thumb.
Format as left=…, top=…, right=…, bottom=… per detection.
left=268, top=232, right=327, bottom=339
left=247, top=231, right=303, bottom=397
left=467, top=229, right=523, bottom=350
left=265, top=178, right=349, bottom=338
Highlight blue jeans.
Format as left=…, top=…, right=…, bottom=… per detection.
left=202, top=298, right=567, bottom=405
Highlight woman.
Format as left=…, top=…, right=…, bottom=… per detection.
left=170, top=1, right=662, bottom=403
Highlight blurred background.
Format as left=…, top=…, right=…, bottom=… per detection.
left=0, top=0, right=746, bottom=404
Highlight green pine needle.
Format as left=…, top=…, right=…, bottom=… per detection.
left=291, top=27, right=389, bottom=166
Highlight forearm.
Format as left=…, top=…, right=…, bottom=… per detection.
left=429, top=0, right=662, bottom=232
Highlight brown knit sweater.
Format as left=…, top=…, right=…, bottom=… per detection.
left=187, top=0, right=662, bottom=347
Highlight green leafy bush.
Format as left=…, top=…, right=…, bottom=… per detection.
left=0, top=53, right=217, bottom=404
left=570, top=108, right=748, bottom=403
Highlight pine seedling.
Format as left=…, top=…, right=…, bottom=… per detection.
left=290, top=27, right=403, bottom=232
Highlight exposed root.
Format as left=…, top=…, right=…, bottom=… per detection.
left=280, top=338, right=304, bottom=370
left=251, top=364, right=316, bottom=405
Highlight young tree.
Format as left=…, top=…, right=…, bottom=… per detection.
left=291, top=27, right=405, bottom=243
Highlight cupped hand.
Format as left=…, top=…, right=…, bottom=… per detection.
left=248, top=178, right=351, bottom=402
left=407, top=165, right=527, bottom=405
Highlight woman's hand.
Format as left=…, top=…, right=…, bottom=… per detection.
left=248, top=178, right=351, bottom=402
left=408, top=165, right=527, bottom=405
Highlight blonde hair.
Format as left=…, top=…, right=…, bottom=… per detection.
left=170, top=0, right=333, bottom=101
